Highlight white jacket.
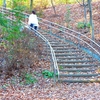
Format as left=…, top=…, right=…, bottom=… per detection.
left=28, top=14, right=39, bottom=26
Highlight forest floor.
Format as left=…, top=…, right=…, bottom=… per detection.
left=0, top=1, right=100, bottom=100
left=43, top=1, right=100, bottom=42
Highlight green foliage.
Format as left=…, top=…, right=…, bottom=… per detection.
left=4, top=0, right=78, bottom=11
left=0, top=4, right=28, bottom=73
left=13, top=5, right=27, bottom=12
left=0, top=13, right=8, bottom=27
left=77, top=22, right=90, bottom=29
left=0, top=0, right=3, bottom=6
left=42, top=70, right=54, bottom=78
left=59, top=66, right=64, bottom=70
left=23, top=73, right=37, bottom=85
left=11, top=0, right=27, bottom=9
left=77, top=22, right=84, bottom=29
left=0, top=3, right=27, bottom=42
left=67, top=0, right=77, bottom=4
left=55, top=0, right=77, bottom=4
left=86, top=22, right=91, bottom=28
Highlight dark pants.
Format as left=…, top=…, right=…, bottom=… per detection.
left=30, top=24, right=38, bottom=30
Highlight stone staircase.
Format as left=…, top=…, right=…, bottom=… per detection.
left=0, top=7, right=100, bottom=83
left=40, top=31, right=100, bottom=83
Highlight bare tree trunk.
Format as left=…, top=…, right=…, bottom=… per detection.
left=87, top=0, right=94, bottom=40
left=3, top=0, right=6, bottom=7
left=50, top=0, right=57, bottom=15
left=30, top=0, right=33, bottom=11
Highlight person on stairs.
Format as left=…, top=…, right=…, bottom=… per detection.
left=28, top=10, right=39, bottom=30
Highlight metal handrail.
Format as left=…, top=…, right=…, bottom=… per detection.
left=0, top=7, right=100, bottom=50
left=18, top=10, right=100, bottom=58
left=0, top=7, right=59, bottom=82
left=0, top=7, right=99, bottom=47
left=26, top=26, right=59, bottom=82
left=0, top=7, right=99, bottom=48
left=39, top=21, right=100, bottom=60
left=38, top=17, right=100, bottom=48
left=0, top=7, right=100, bottom=58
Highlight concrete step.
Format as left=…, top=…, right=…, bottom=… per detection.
left=55, top=49, right=82, bottom=53
left=59, top=69, right=95, bottom=72
left=43, top=46, right=78, bottom=50
left=58, top=79, right=100, bottom=83
left=45, top=49, right=82, bottom=53
left=59, top=73, right=100, bottom=77
left=56, top=55, right=92, bottom=59
left=52, top=46, right=78, bottom=49
left=51, top=44, right=71, bottom=47
left=57, top=60, right=94, bottom=63
left=55, top=53, right=86, bottom=57
left=50, top=42, right=67, bottom=44
left=43, top=43, right=70, bottom=47
left=57, top=60, right=93, bottom=63
left=58, top=64, right=97, bottom=68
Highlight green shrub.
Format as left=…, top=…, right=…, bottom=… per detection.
left=59, top=66, right=64, bottom=70
left=42, top=70, right=54, bottom=78
left=77, top=22, right=90, bottom=29
left=24, top=73, right=37, bottom=85
left=86, top=22, right=91, bottom=28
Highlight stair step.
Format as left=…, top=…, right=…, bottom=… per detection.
left=47, top=38, right=59, bottom=41
left=52, top=46, right=77, bottom=49
left=46, top=49, right=82, bottom=52
left=51, top=43, right=67, bottom=45
left=55, top=53, right=83, bottom=56
left=44, top=46, right=77, bottom=50
left=44, top=40, right=62, bottom=43
left=43, top=52, right=87, bottom=56
left=42, top=34, right=51, bottom=36
left=57, top=56, right=92, bottom=59
left=58, top=64, right=96, bottom=68
left=43, top=44, right=70, bottom=47
left=59, top=69, right=95, bottom=72
left=57, top=60, right=94, bottom=63
left=58, top=79, right=100, bottom=83
left=50, top=42, right=67, bottom=44
left=52, top=45, right=71, bottom=48
left=39, top=28, right=100, bottom=83
left=59, top=74, right=100, bottom=77
left=55, top=49, right=82, bottom=53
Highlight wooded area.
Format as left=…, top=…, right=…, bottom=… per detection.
left=0, top=0, right=100, bottom=99
left=1, top=0, right=98, bottom=40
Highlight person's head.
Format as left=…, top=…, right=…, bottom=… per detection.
left=32, top=10, right=36, bottom=14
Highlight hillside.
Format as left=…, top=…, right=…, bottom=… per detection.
left=0, top=1, right=100, bottom=100
left=43, top=1, right=100, bottom=42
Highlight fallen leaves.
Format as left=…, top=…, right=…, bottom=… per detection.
left=43, top=1, right=100, bottom=41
